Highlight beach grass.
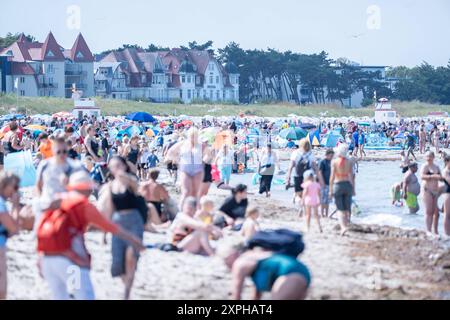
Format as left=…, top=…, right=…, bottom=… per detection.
left=1, top=93, right=449, bottom=118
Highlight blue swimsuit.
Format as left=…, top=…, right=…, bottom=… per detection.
left=251, top=254, right=311, bottom=292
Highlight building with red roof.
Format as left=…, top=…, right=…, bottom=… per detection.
left=0, top=32, right=94, bottom=98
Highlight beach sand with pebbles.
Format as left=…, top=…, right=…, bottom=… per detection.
left=5, top=173, right=450, bottom=300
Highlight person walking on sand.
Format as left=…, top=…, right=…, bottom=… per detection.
left=318, top=149, right=334, bottom=218
left=258, top=144, right=278, bottom=198
left=286, top=139, right=318, bottom=217
left=420, top=151, right=441, bottom=237
left=440, top=155, right=450, bottom=237
left=419, top=126, right=427, bottom=154
left=329, top=144, right=355, bottom=236
left=37, top=171, right=144, bottom=300
left=0, top=172, right=21, bottom=300
left=301, top=170, right=322, bottom=233
left=402, top=162, right=421, bottom=214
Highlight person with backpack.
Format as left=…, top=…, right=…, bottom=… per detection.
left=285, top=138, right=319, bottom=216
left=37, top=170, right=145, bottom=300
left=34, top=137, right=83, bottom=230
left=218, top=230, right=310, bottom=300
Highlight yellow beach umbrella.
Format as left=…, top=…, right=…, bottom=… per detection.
left=25, top=124, right=47, bottom=131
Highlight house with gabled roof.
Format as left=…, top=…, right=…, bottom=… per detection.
left=0, top=32, right=95, bottom=98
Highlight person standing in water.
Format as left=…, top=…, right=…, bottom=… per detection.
left=402, top=162, right=421, bottom=214
left=420, top=151, right=441, bottom=236
left=419, top=126, right=427, bottom=154
left=329, top=144, right=355, bottom=236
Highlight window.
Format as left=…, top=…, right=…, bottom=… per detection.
left=20, top=77, right=25, bottom=83
left=187, top=75, right=191, bottom=83
left=209, top=90, right=213, bottom=100
left=20, top=90, right=25, bottom=96
left=209, top=76, right=213, bottom=84
left=197, top=90, right=200, bottom=99
left=216, top=76, right=219, bottom=84
left=216, top=90, right=220, bottom=100
left=196, top=76, right=201, bottom=85
left=47, top=64, right=54, bottom=74
left=76, top=51, right=84, bottom=59
left=187, top=89, right=191, bottom=99
left=48, top=77, right=53, bottom=84
left=181, top=75, right=186, bottom=83
left=46, top=50, right=55, bottom=58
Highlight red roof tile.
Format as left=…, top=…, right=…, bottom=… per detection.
left=11, top=62, right=36, bottom=75
left=41, top=32, right=65, bottom=61
left=69, top=33, right=94, bottom=62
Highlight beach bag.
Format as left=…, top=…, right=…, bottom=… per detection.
left=211, top=165, right=221, bottom=182
left=37, top=196, right=87, bottom=260
left=247, top=229, right=305, bottom=257
left=295, top=153, right=311, bottom=178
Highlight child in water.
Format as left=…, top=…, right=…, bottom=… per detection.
left=391, top=183, right=404, bottom=207
left=301, top=170, right=323, bottom=233
left=241, top=206, right=261, bottom=240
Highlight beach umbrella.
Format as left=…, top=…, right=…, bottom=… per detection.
left=25, top=124, right=47, bottom=132
left=52, top=111, right=73, bottom=119
left=213, top=130, right=233, bottom=150
left=358, top=122, right=370, bottom=127
left=300, top=123, right=316, bottom=130
left=181, top=119, right=193, bottom=126
left=124, top=125, right=143, bottom=136
left=1, top=114, right=25, bottom=121
left=145, top=129, right=155, bottom=138
left=279, top=128, right=298, bottom=140
left=126, top=112, right=156, bottom=123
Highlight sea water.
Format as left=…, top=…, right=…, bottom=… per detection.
left=233, top=160, right=446, bottom=234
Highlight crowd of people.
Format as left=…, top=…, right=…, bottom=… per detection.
left=0, top=112, right=449, bottom=300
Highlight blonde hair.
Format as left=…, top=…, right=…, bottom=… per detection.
left=245, top=206, right=259, bottom=218
left=299, top=138, right=311, bottom=152
left=200, top=196, right=214, bottom=208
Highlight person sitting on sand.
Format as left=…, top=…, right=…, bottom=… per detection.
left=216, top=184, right=249, bottom=228
left=218, top=240, right=311, bottom=300
left=195, top=196, right=215, bottom=225
left=139, top=168, right=170, bottom=223
left=170, top=197, right=222, bottom=256
left=241, top=206, right=260, bottom=240
left=403, top=162, right=420, bottom=214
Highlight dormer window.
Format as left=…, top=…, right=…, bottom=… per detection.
left=46, top=50, right=55, bottom=58
left=76, top=51, right=84, bottom=59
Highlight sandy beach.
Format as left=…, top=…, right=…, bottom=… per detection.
left=6, top=175, right=450, bottom=300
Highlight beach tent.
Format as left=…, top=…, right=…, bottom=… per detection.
left=126, top=112, right=156, bottom=123
left=321, top=130, right=343, bottom=148
left=307, top=128, right=321, bottom=146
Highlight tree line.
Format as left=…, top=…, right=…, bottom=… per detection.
left=2, top=33, right=449, bottom=106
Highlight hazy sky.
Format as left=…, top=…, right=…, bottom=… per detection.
left=1, top=0, right=449, bottom=67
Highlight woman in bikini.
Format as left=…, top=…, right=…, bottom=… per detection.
left=442, top=156, right=450, bottom=237
left=198, top=138, right=215, bottom=198
left=329, top=143, right=355, bottom=236
left=166, top=128, right=204, bottom=209
left=421, top=151, right=441, bottom=236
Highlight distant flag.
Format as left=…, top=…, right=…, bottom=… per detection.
left=14, top=78, right=18, bottom=89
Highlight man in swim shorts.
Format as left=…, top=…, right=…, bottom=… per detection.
left=403, top=162, right=421, bottom=214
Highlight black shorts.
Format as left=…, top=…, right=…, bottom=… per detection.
left=138, top=163, right=147, bottom=170
left=167, top=162, right=178, bottom=171
left=203, top=164, right=213, bottom=183
left=294, top=176, right=303, bottom=193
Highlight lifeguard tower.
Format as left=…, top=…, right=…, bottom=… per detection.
left=374, top=98, right=397, bottom=123
left=71, top=85, right=101, bottom=120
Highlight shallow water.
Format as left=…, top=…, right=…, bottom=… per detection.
left=233, top=160, right=446, bottom=234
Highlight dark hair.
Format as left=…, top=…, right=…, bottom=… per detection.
left=409, top=162, right=418, bottom=169
left=65, top=126, right=75, bottom=133
left=109, top=156, right=131, bottom=174
left=232, top=184, right=247, bottom=195
left=9, top=122, right=18, bottom=131
left=149, top=168, right=160, bottom=181
left=40, top=133, right=49, bottom=140
left=325, top=148, right=335, bottom=156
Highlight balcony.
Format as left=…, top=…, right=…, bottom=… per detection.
left=65, top=83, right=87, bottom=89
left=65, top=70, right=87, bottom=76
left=39, top=83, right=58, bottom=89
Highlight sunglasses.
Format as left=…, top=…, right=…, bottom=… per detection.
left=56, top=149, right=68, bottom=155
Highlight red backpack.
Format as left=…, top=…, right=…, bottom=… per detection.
left=37, top=195, right=89, bottom=265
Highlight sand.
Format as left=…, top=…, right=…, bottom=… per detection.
left=4, top=150, right=450, bottom=300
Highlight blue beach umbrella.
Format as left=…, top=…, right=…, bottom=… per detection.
left=126, top=112, right=156, bottom=123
